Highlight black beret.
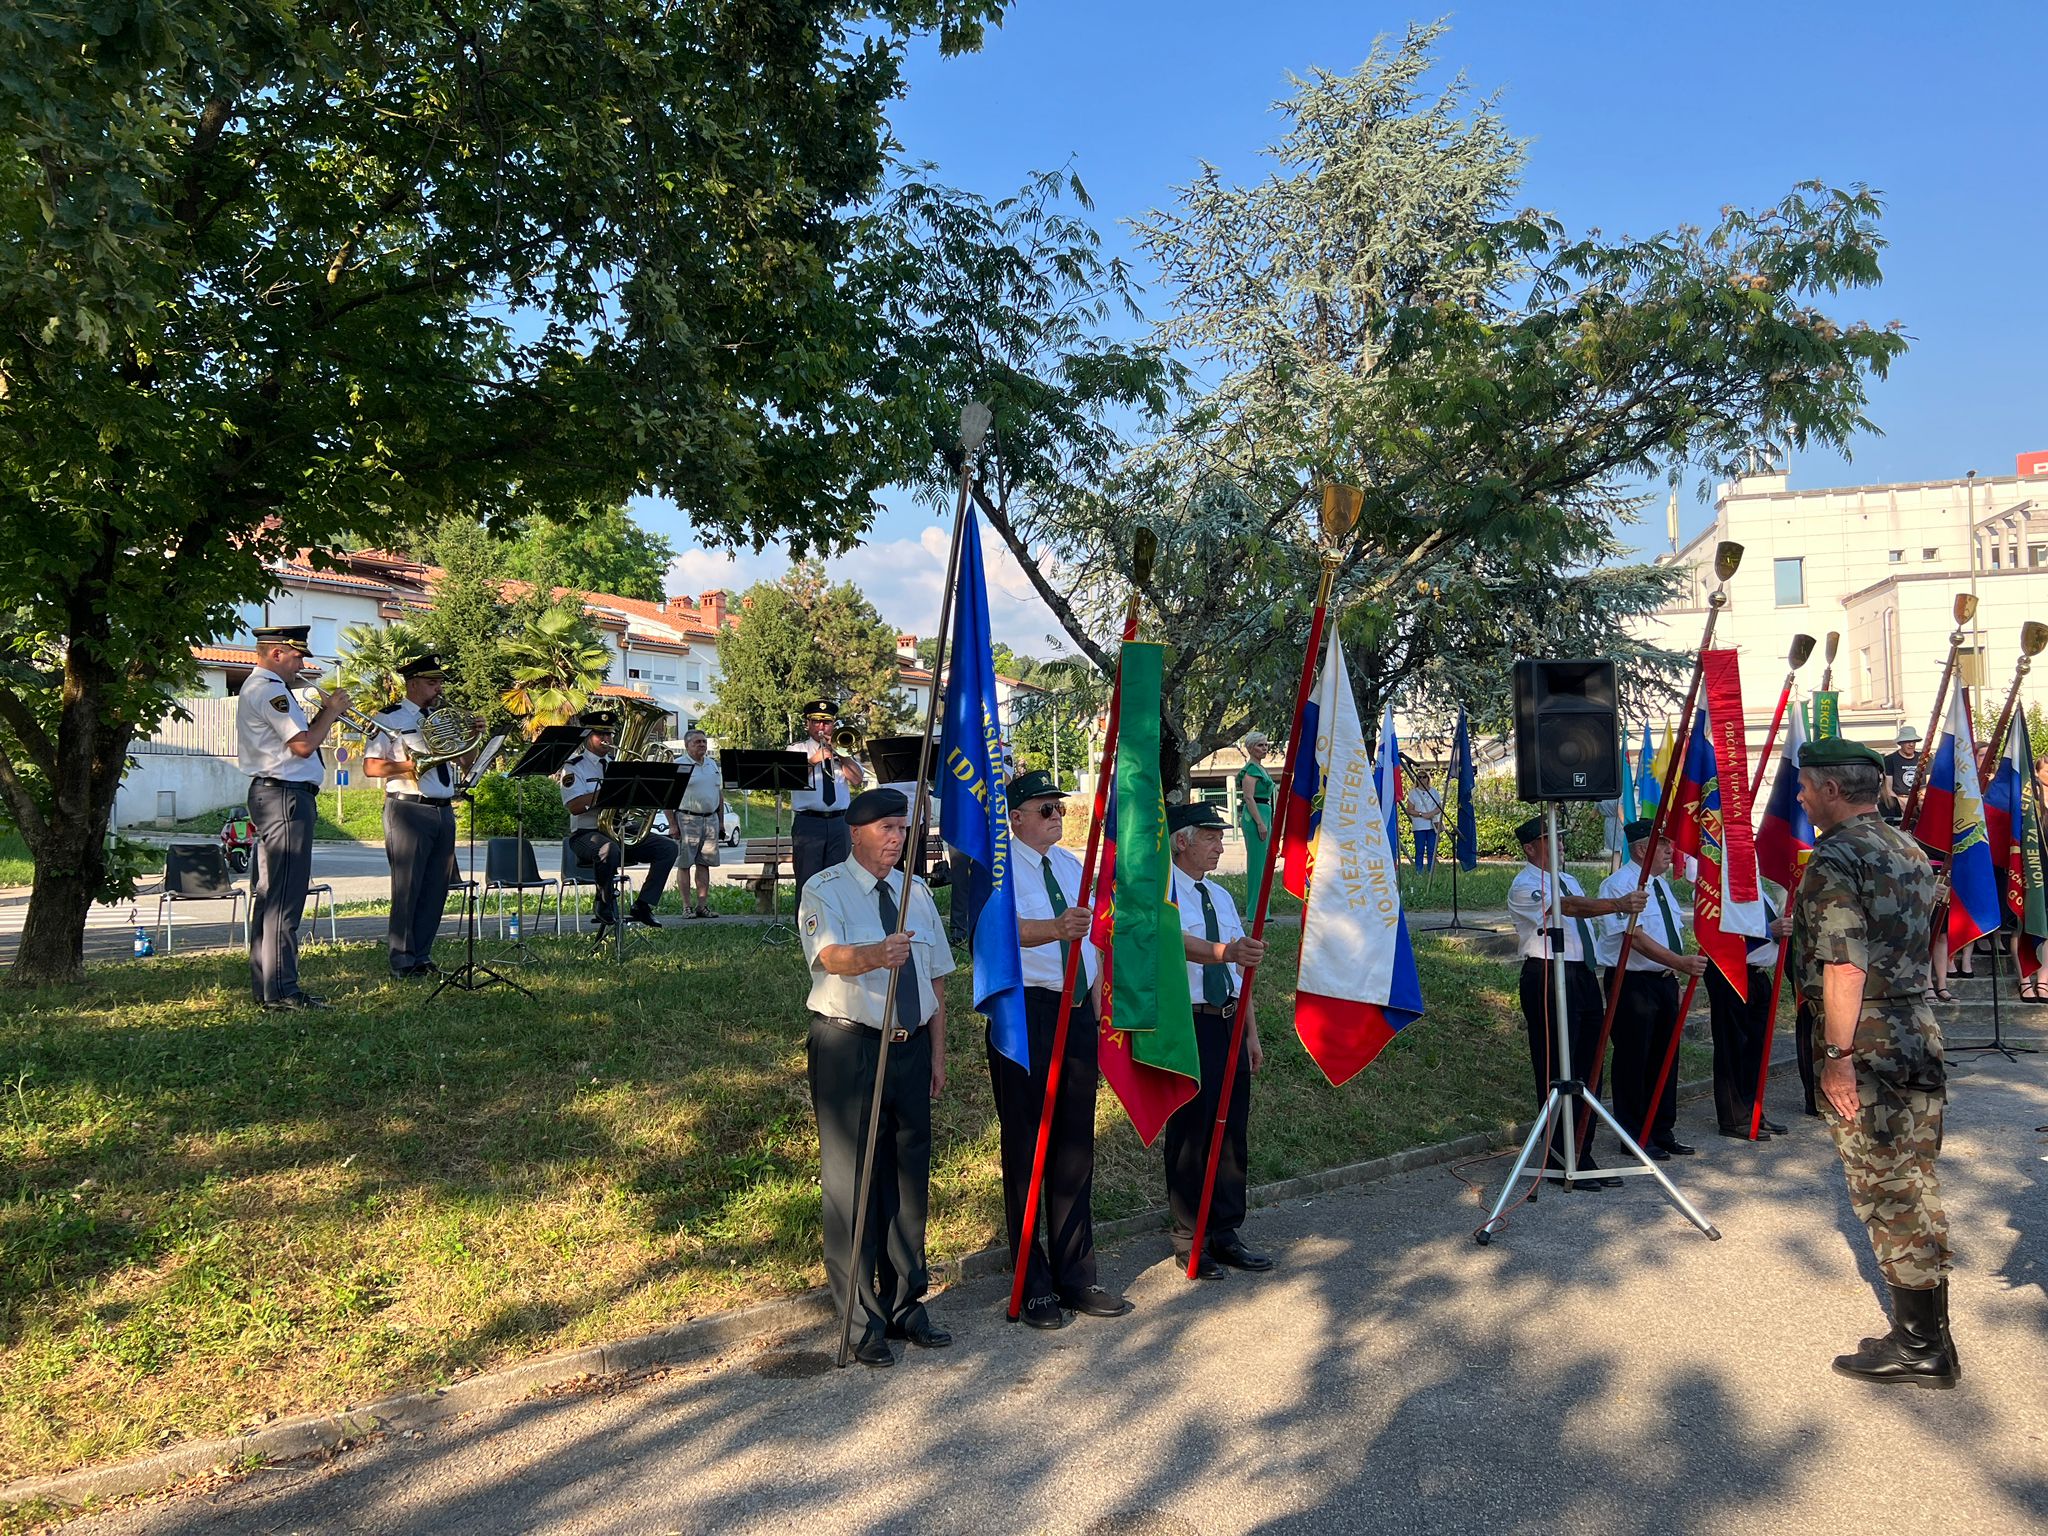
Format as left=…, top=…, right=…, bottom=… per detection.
left=1007, top=768, right=1063, bottom=805
left=1514, top=815, right=1546, bottom=846
left=1168, top=800, right=1230, bottom=832
left=1799, top=737, right=1885, bottom=771
left=848, top=787, right=910, bottom=826
left=1623, top=817, right=1656, bottom=844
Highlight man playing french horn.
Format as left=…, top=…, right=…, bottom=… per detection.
left=365, top=652, right=476, bottom=979
left=559, top=710, right=677, bottom=928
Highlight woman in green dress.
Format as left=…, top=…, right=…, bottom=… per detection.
left=1237, top=730, right=1278, bottom=909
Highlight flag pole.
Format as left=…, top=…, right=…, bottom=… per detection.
left=1575, top=541, right=1743, bottom=1158
left=1185, top=483, right=1360, bottom=1279
left=1974, top=622, right=2048, bottom=781
left=832, top=401, right=990, bottom=1369
left=1899, top=593, right=1980, bottom=840
left=1006, top=531, right=1154, bottom=1320
left=1751, top=635, right=1815, bottom=803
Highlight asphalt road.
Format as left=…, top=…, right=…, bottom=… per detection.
left=56, top=1053, right=2048, bottom=1536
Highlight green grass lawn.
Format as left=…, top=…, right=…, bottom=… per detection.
left=0, top=832, right=31, bottom=887
left=0, top=918, right=1609, bottom=1483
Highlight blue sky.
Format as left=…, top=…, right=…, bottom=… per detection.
left=649, top=1, right=2047, bottom=651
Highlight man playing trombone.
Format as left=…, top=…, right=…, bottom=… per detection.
left=366, top=652, right=466, bottom=978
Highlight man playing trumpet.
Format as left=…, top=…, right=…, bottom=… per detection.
left=790, top=698, right=865, bottom=899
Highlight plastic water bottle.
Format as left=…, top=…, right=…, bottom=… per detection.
left=132, top=926, right=153, bottom=958
left=507, top=910, right=522, bottom=942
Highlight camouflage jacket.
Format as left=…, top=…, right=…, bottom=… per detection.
left=1793, top=811, right=1945, bottom=1093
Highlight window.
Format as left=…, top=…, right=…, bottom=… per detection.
left=2030, top=544, right=2046, bottom=568
left=221, top=602, right=263, bottom=646
left=685, top=662, right=703, bottom=692
left=1990, top=547, right=2002, bottom=569
left=1922, top=547, right=1938, bottom=561
left=308, top=617, right=338, bottom=657
left=1772, top=557, right=1804, bottom=607
left=1888, top=549, right=1904, bottom=563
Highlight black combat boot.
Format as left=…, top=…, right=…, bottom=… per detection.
left=1833, top=1284, right=1957, bottom=1389
left=1936, top=1277, right=1960, bottom=1380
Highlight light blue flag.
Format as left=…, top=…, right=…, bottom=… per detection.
left=938, top=508, right=1027, bottom=1066
left=1637, top=723, right=1660, bottom=811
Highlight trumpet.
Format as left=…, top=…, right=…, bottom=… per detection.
left=299, top=687, right=485, bottom=769
left=297, top=685, right=385, bottom=740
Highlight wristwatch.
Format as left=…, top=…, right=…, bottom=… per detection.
left=1822, top=1043, right=1854, bottom=1061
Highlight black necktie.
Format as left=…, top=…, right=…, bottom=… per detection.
left=821, top=753, right=837, bottom=807
left=874, top=874, right=921, bottom=1034
left=1197, top=881, right=1231, bottom=1007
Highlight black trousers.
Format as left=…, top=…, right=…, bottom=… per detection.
left=247, top=777, right=315, bottom=1003
left=793, top=810, right=849, bottom=900
left=383, top=798, right=455, bottom=973
left=1794, top=998, right=1819, bottom=1116
left=988, top=986, right=1100, bottom=1301
left=1707, top=963, right=1773, bottom=1131
left=567, top=828, right=676, bottom=917
left=1518, top=958, right=1606, bottom=1166
left=807, top=1015, right=933, bottom=1345
left=1610, top=969, right=1681, bottom=1146
left=1165, top=1004, right=1253, bottom=1246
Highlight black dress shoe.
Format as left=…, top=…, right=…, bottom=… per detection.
left=1209, top=1238, right=1274, bottom=1272
left=1176, top=1250, right=1226, bottom=1281
left=886, top=1316, right=952, bottom=1349
left=1059, top=1285, right=1133, bottom=1318
left=628, top=904, right=662, bottom=928
left=1717, top=1125, right=1770, bottom=1141
left=264, top=992, right=328, bottom=1011
left=1019, top=1294, right=1067, bottom=1330
left=1655, top=1139, right=1697, bottom=1157
left=853, top=1335, right=894, bottom=1367
left=1762, top=1118, right=1788, bottom=1135
left=1646, top=1143, right=1672, bottom=1162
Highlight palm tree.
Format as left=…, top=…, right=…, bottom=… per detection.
left=336, top=619, right=424, bottom=711
left=500, top=603, right=613, bottom=734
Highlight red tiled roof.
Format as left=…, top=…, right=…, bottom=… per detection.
left=595, top=684, right=660, bottom=702
left=195, top=645, right=259, bottom=666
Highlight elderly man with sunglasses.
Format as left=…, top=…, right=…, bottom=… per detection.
left=991, top=770, right=1131, bottom=1331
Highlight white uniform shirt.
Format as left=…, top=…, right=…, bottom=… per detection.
left=1748, top=885, right=1783, bottom=971
left=235, top=668, right=323, bottom=784
left=800, top=859, right=955, bottom=1028
left=676, top=753, right=723, bottom=815
left=1596, top=863, right=1688, bottom=973
left=559, top=749, right=606, bottom=832
left=1171, top=865, right=1245, bottom=1003
left=368, top=700, right=456, bottom=802
left=1507, top=862, right=1592, bottom=963
left=1404, top=786, right=1443, bottom=831
left=788, top=738, right=848, bottom=813
left=1012, top=839, right=1099, bottom=989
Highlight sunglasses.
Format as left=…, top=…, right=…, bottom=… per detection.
left=1019, top=802, right=1063, bottom=820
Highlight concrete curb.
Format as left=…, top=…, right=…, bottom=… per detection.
left=0, top=1057, right=1772, bottom=1515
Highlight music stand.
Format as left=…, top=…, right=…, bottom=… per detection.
left=587, top=762, right=691, bottom=962
left=869, top=734, right=940, bottom=881
left=501, top=725, right=583, bottom=962
left=722, top=750, right=811, bottom=943
left=430, top=733, right=532, bottom=1003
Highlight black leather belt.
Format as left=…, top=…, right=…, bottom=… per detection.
left=814, top=1012, right=920, bottom=1044
left=385, top=791, right=453, bottom=805
left=796, top=809, right=845, bottom=820
left=252, top=776, right=317, bottom=791
left=1192, top=1003, right=1239, bottom=1017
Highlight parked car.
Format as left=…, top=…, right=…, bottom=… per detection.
left=721, top=800, right=741, bottom=846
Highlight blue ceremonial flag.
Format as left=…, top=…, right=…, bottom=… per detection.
left=938, top=508, right=1027, bottom=1067
left=1452, top=706, right=1478, bottom=871
left=1637, top=723, right=1660, bottom=811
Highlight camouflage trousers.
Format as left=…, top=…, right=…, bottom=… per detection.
left=1820, top=1076, right=1950, bottom=1288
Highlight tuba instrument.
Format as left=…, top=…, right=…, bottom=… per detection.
left=597, top=695, right=677, bottom=844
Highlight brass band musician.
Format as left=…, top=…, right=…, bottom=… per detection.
left=559, top=711, right=677, bottom=928
left=790, top=698, right=865, bottom=898
left=365, top=652, right=469, bottom=978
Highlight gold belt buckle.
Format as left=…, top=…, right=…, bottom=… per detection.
left=890, top=1026, right=910, bottom=1043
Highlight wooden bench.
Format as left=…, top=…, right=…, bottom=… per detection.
left=726, top=833, right=947, bottom=913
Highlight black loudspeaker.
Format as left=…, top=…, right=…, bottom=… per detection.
left=1514, top=659, right=1621, bottom=802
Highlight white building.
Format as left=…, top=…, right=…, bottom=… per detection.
left=1634, top=454, right=2048, bottom=753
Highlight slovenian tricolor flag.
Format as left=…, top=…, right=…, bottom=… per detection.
left=1916, top=690, right=2002, bottom=951
left=1292, top=629, right=1425, bottom=1085
left=1754, top=708, right=1814, bottom=892
left=1281, top=696, right=1323, bottom=899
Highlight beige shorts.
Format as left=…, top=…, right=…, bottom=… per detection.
left=672, top=810, right=721, bottom=867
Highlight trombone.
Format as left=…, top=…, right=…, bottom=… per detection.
left=299, top=686, right=485, bottom=769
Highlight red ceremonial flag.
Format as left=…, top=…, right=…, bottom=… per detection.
left=1666, top=703, right=1751, bottom=999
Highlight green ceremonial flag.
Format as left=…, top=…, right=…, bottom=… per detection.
left=1812, top=691, right=1840, bottom=740
left=2014, top=728, right=2047, bottom=975
left=1110, top=642, right=1199, bottom=1086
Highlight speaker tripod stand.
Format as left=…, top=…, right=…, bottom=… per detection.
left=1475, top=805, right=1719, bottom=1244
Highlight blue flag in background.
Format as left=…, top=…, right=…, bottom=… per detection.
left=1452, top=706, right=1478, bottom=871
left=1620, top=733, right=1638, bottom=823
left=1637, top=723, right=1660, bottom=811
left=938, top=508, right=1027, bottom=1067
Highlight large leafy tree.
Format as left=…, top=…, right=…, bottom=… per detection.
left=886, top=23, right=1905, bottom=785
left=499, top=505, right=675, bottom=604
left=0, top=0, right=1002, bottom=982
left=702, top=564, right=909, bottom=749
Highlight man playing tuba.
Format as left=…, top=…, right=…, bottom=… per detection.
left=560, top=709, right=678, bottom=928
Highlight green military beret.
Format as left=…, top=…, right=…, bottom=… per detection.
left=1006, top=768, right=1063, bottom=805
left=1513, top=815, right=1546, bottom=846
left=1623, top=817, right=1656, bottom=844
left=1798, top=737, right=1885, bottom=771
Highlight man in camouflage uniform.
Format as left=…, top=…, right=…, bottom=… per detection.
left=1793, top=735, right=1957, bottom=1388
